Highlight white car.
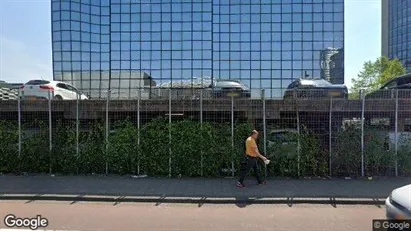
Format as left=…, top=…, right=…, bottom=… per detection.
left=386, top=184, right=411, bottom=219
left=20, top=80, right=88, bottom=100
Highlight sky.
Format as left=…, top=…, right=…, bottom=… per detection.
left=0, top=0, right=382, bottom=89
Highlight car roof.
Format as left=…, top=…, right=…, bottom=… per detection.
left=299, top=78, right=332, bottom=87
left=380, top=73, right=411, bottom=88
left=394, top=73, right=411, bottom=80
left=269, top=129, right=298, bottom=134
left=214, top=80, right=243, bottom=88
left=28, top=80, right=71, bottom=84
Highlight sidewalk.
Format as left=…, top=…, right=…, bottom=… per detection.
left=0, top=175, right=409, bottom=204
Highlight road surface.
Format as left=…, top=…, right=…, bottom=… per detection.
left=0, top=201, right=385, bottom=231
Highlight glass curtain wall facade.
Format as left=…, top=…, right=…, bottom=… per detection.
left=52, top=0, right=344, bottom=98
left=386, top=0, right=411, bottom=73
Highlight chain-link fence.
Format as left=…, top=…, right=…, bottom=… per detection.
left=1, top=88, right=411, bottom=178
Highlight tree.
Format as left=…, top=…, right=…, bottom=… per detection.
left=350, top=56, right=406, bottom=98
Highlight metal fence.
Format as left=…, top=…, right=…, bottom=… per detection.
left=1, top=88, right=411, bottom=178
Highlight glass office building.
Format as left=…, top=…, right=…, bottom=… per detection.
left=382, top=0, right=411, bottom=73
left=52, top=0, right=344, bottom=98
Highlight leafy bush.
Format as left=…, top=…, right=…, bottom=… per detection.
left=299, top=127, right=328, bottom=176
left=77, top=121, right=106, bottom=174
left=51, top=121, right=77, bottom=174
left=138, top=119, right=252, bottom=177
left=20, top=120, right=50, bottom=173
left=139, top=117, right=170, bottom=176
left=332, top=124, right=362, bottom=177
left=393, top=134, right=411, bottom=176
left=0, top=118, right=408, bottom=177
left=266, top=126, right=327, bottom=177
left=108, top=119, right=139, bottom=174
left=332, top=125, right=396, bottom=177
left=0, top=121, right=18, bottom=173
left=364, top=128, right=395, bottom=176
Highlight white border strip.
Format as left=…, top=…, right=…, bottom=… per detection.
left=0, top=229, right=79, bottom=231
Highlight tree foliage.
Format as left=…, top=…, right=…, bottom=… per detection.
left=350, top=56, right=406, bottom=97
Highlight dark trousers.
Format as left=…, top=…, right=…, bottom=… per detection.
left=238, top=156, right=263, bottom=184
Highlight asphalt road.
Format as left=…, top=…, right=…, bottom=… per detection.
left=0, top=201, right=385, bottom=231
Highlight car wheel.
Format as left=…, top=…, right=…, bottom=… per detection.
left=54, top=95, right=63, bottom=100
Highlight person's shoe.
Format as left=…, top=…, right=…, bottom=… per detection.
left=258, top=181, right=267, bottom=185
left=237, top=182, right=246, bottom=188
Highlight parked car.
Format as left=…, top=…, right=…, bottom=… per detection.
left=283, top=78, right=348, bottom=99
left=266, top=129, right=299, bottom=175
left=267, top=129, right=298, bottom=148
left=386, top=184, right=411, bottom=219
left=266, top=129, right=299, bottom=159
left=211, top=80, right=251, bottom=98
left=366, top=73, right=411, bottom=99
left=20, top=80, right=88, bottom=100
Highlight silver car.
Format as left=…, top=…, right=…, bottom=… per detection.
left=386, top=184, right=411, bottom=219
left=211, top=80, right=251, bottom=98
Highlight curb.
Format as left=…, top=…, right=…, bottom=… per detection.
left=0, top=194, right=386, bottom=205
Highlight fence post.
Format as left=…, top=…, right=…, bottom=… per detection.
left=262, top=89, right=267, bottom=177
left=200, top=88, right=203, bottom=177
left=231, top=95, right=235, bottom=177
left=329, top=96, right=333, bottom=177
left=394, top=89, right=398, bottom=177
left=295, top=93, right=301, bottom=177
left=168, top=88, right=172, bottom=178
left=360, top=89, right=365, bottom=177
left=105, top=89, right=111, bottom=175
left=76, top=92, right=79, bottom=157
left=18, top=89, right=22, bottom=159
left=48, top=91, right=52, bottom=175
left=137, top=89, right=141, bottom=175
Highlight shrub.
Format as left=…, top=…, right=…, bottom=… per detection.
left=0, top=118, right=407, bottom=177
left=51, top=121, right=77, bottom=174
left=266, top=126, right=326, bottom=177
left=20, top=120, right=50, bottom=173
left=0, top=121, right=18, bottom=173
left=331, top=124, right=362, bottom=177
left=364, top=128, right=395, bottom=176
left=77, top=121, right=106, bottom=174
left=108, top=119, right=139, bottom=174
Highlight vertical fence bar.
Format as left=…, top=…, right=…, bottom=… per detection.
left=231, top=95, right=234, bottom=177
left=329, top=96, right=333, bottom=177
left=137, top=89, right=141, bottom=175
left=105, top=89, right=111, bottom=175
left=48, top=91, right=52, bottom=175
left=394, top=89, right=398, bottom=177
left=262, top=89, right=267, bottom=177
left=168, top=88, right=172, bottom=178
left=18, top=89, right=22, bottom=159
left=360, top=89, right=365, bottom=177
left=296, top=98, right=301, bottom=177
left=200, top=89, right=203, bottom=177
left=76, top=92, right=79, bottom=157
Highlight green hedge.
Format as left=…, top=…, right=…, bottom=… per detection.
left=265, top=126, right=327, bottom=178
left=0, top=118, right=410, bottom=177
left=331, top=125, right=403, bottom=177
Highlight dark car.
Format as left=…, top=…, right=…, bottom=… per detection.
left=211, top=80, right=251, bottom=98
left=283, top=78, right=348, bottom=99
left=366, top=73, right=411, bottom=99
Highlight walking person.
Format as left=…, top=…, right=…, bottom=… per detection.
left=237, top=130, right=269, bottom=188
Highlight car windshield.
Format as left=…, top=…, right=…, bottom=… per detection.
left=269, top=131, right=297, bottom=142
